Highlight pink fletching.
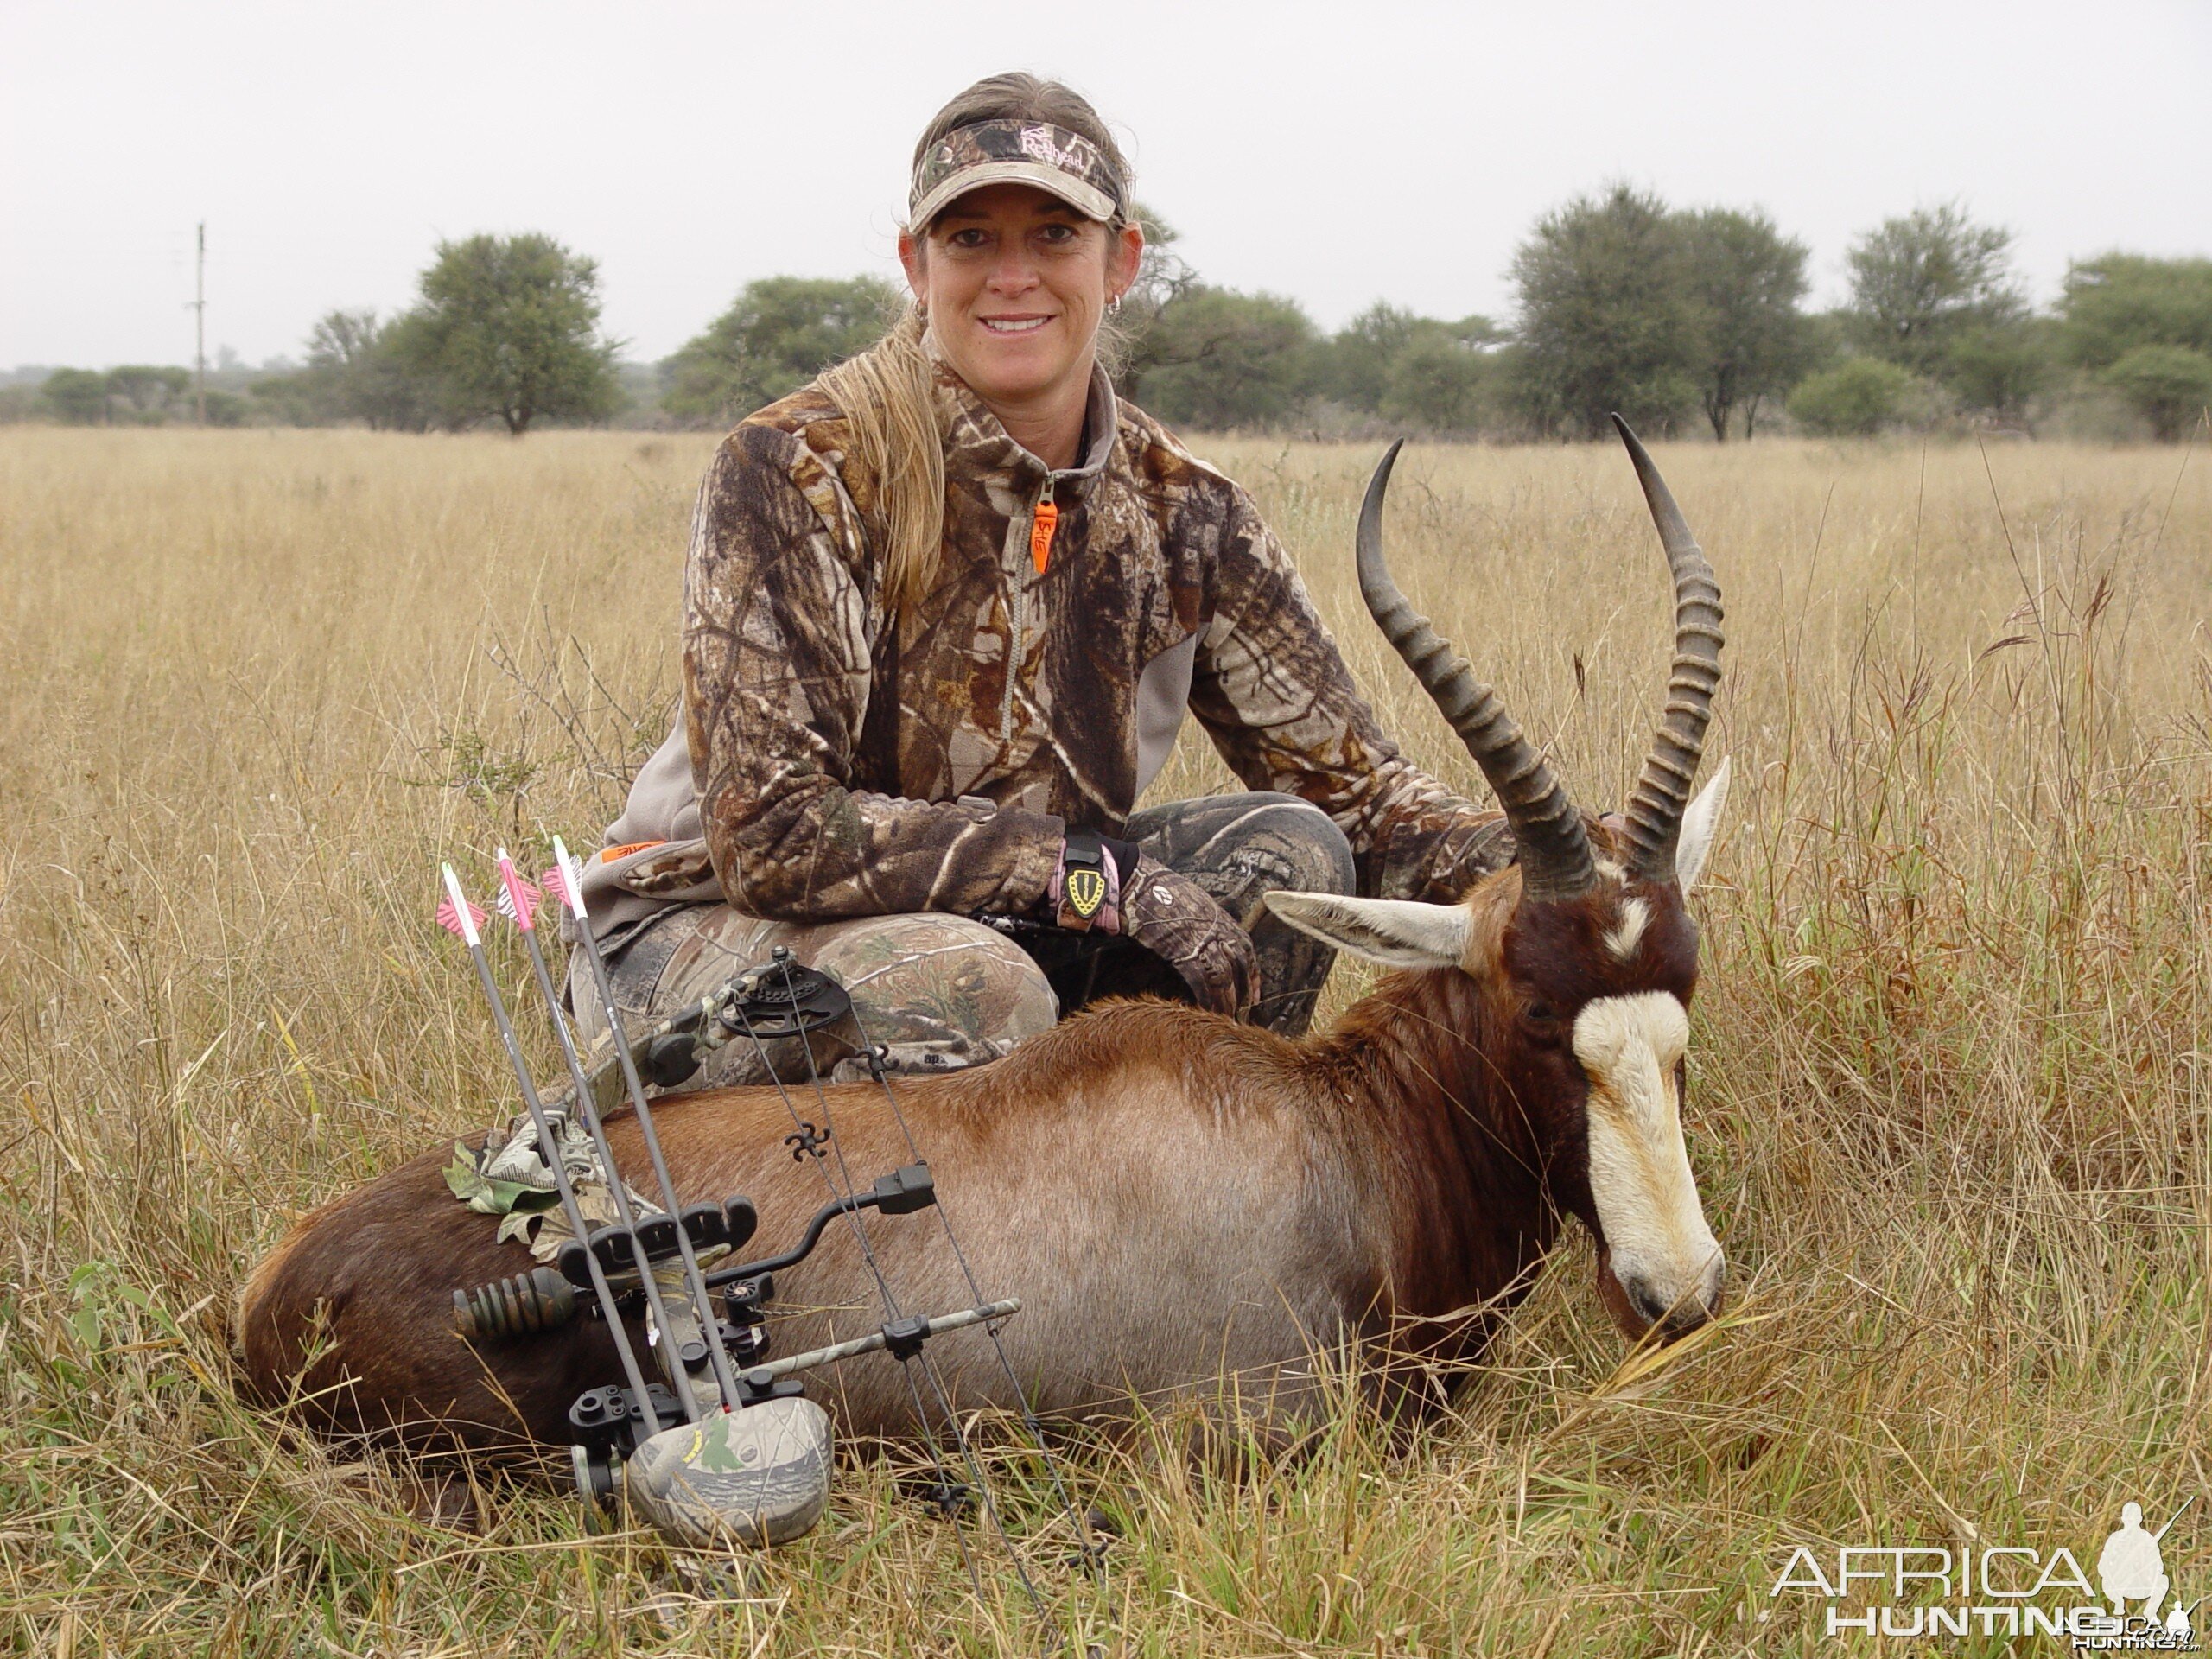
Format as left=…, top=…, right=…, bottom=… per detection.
left=540, top=862, right=574, bottom=910
left=435, top=897, right=486, bottom=938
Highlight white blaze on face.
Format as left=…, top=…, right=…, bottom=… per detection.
left=1573, top=989, right=1723, bottom=1325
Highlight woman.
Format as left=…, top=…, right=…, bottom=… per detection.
left=570, top=73, right=1509, bottom=1084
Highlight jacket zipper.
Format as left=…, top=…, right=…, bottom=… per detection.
left=1002, top=481, right=1057, bottom=735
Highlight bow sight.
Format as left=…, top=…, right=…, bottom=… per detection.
left=438, top=848, right=1027, bottom=1550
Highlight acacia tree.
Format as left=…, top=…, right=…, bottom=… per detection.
left=1126, top=287, right=1318, bottom=429
left=1381, top=329, right=1497, bottom=433
left=1844, top=204, right=2024, bottom=378
left=1109, top=204, right=1198, bottom=393
left=662, top=275, right=898, bottom=424
left=41, top=368, right=111, bottom=423
left=408, top=233, right=620, bottom=435
left=2060, top=254, right=2212, bottom=368
left=1313, top=302, right=1501, bottom=426
left=300, top=308, right=443, bottom=431
left=1676, top=207, right=1813, bottom=440
left=1319, top=302, right=1429, bottom=412
left=1510, top=184, right=1700, bottom=437
left=2059, top=254, right=2212, bottom=441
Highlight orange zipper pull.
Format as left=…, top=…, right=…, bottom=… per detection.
left=1029, top=499, right=1059, bottom=575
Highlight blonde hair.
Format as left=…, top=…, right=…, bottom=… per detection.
left=817, top=73, right=1133, bottom=617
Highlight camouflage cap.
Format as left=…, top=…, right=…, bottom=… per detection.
left=910, top=118, right=1124, bottom=228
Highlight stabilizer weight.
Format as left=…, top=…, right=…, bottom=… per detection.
left=454, top=1195, right=760, bottom=1339
left=453, top=1264, right=575, bottom=1340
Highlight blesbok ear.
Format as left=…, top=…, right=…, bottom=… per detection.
left=1262, top=892, right=1472, bottom=969
left=1673, top=755, right=1732, bottom=892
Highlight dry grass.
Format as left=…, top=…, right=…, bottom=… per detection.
left=1, top=424, right=2207, bottom=1656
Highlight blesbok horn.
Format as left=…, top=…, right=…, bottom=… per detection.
left=1357, top=441, right=1597, bottom=902
left=1608, top=416, right=1725, bottom=886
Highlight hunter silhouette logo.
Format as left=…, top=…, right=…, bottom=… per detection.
left=1768, top=1495, right=2199, bottom=1644
left=2099, top=1501, right=2196, bottom=1641
left=1065, top=866, right=1107, bottom=920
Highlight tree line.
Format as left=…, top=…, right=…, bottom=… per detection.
left=9, top=193, right=2209, bottom=442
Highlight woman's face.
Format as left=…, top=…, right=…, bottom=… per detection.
left=900, top=182, right=1143, bottom=415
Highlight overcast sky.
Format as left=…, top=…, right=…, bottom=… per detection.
left=4, top=0, right=2208, bottom=370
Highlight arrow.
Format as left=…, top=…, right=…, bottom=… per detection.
left=437, top=863, right=663, bottom=1434
left=496, top=846, right=743, bottom=1411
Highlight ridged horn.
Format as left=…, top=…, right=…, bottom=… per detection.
left=1610, top=415, right=1725, bottom=884
left=1357, top=441, right=1597, bottom=903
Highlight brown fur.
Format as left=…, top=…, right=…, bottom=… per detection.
left=235, top=827, right=1706, bottom=1454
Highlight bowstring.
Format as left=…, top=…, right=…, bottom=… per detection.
left=836, top=991, right=1106, bottom=1595
left=759, top=962, right=1058, bottom=1609
left=729, top=980, right=1048, bottom=1623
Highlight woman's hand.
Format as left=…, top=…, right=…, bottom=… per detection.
left=1118, top=857, right=1259, bottom=1020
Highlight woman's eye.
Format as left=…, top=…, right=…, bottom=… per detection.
left=946, top=228, right=989, bottom=250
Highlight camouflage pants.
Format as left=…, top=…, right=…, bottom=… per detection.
left=567, top=791, right=1355, bottom=1090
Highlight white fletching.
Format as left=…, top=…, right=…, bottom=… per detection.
left=550, top=836, right=589, bottom=918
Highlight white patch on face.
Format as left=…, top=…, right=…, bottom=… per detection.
left=1573, top=990, right=1723, bottom=1325
left=1601, top=896, right=1651, bottom=963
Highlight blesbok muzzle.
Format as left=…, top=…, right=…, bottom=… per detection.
left=1576, top=990, right=1725, bottom=1344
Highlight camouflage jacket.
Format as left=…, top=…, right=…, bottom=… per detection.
left=578, top=360, right=1503, bottom=940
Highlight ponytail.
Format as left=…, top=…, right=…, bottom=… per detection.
left=815, top=308, right=945, bottom=620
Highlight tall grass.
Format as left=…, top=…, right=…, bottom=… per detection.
left=1, top=426, right=2206, bottom=1655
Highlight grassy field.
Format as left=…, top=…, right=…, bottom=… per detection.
left=1, top=424, right=2207, bottom=1656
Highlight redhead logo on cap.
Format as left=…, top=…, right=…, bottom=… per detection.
left=1020, top=124, right=1084, bottom=173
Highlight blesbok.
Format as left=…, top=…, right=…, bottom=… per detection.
left=236, top=419, right=1732, bottom=1454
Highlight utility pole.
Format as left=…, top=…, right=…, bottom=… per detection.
left=192, top=222, right=207, bottom=425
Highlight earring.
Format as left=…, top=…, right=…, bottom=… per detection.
left=1108, top=294, right=1123, bottom=317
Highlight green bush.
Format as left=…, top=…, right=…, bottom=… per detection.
left=1787, top=357, right=1917, bottom=436
left=1128, top=288, right=1318, bottom=429
left=2103, top=344, right=2212, bottom=442
left=1380, top=337, right=1491, bottom=434
left=2060, top=254, right=2212, bottom=369
left=200, top=389, right=251, bottom=428
left=42, top=368, right=111, bottom=423
left=662, top=276, right=897, bottom=426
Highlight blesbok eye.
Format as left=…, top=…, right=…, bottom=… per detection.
left=1521, top=1001, right=1562, bottom=1041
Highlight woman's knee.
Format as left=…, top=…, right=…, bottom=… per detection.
left=574, top=905, right=1055, bottom=1085
left=803, top=912, right=1058, bottom=1075
left=1245, top=797, right=1356, bottom=897
left=1131, top=791, right=1355, bottom=904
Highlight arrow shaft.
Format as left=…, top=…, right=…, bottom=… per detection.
left=559, top=857, right=747, bottom=1411
left=455, top=927, right=665, bottom=1433
left=512, top=908, right=743, bottom=1409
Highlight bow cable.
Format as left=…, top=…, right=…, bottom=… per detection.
left=730, top=970, right=1046, bottom=1618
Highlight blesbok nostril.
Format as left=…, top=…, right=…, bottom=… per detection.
left=1624, top=1274, right=1670, bottom=1326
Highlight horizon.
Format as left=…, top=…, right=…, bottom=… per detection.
left=5, top=0, right=2209, bottom=372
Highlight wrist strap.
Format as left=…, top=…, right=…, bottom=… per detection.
left=1053, top=830, right=1125, bottom=933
